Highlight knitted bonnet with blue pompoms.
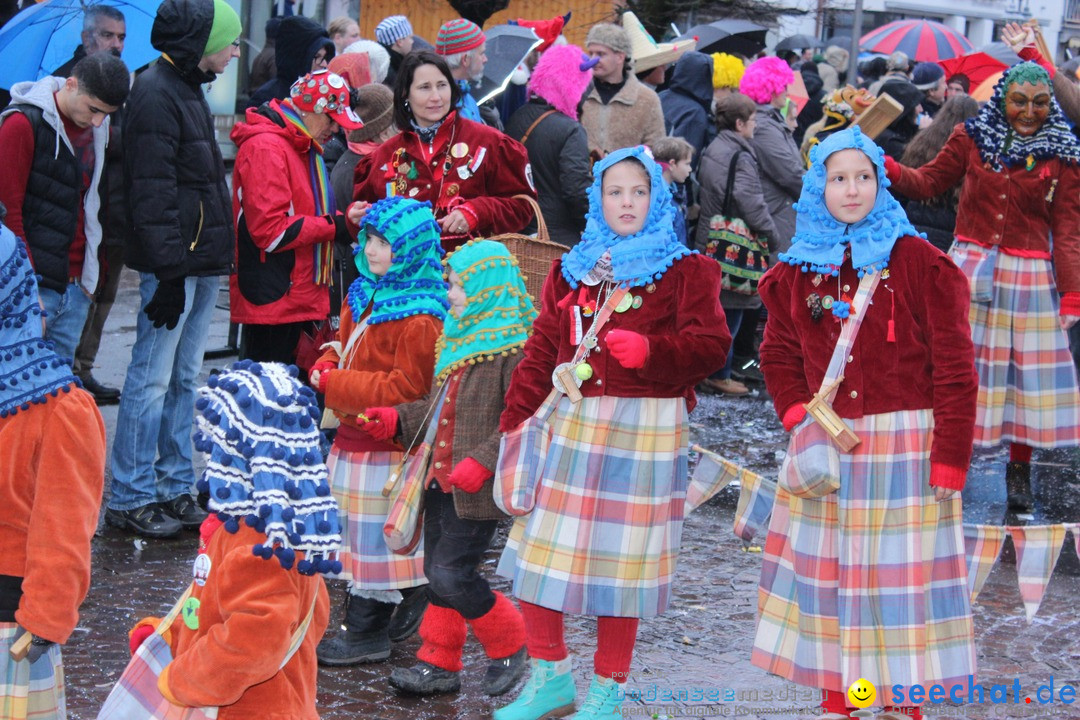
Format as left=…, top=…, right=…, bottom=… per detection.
left=193, top=361, right=342, bottom=576
left=0, top=218, right=80, bottom=419
left=346, top=197, right=449, bottom=325
left=562, top=145, right=692, bottom=289
left=779, top=126, right=920, bottom=278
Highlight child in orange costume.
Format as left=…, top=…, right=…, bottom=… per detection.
left=131, top=361, right=343, bottom=719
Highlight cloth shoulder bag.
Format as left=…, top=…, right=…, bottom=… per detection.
left=781, top=271, right=879, bottom=499
left=703, top=149, right=770, bottom=296
left=97, top=584, right=317, bottom=719
left=494, top=286, right=629, bottom=516
left=382, top=384, right=449, bottom=554
left=319, top=317, right=369, bottom=430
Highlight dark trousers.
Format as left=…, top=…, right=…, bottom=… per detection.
left=711, top=308, right=744, bottom=380
left=732, top=305, right=761, bottom=359
left=239, top=321, right=313, bottom=364
left=422, top=486, right=499, bottom=620
left=73, top=244, right=125, bottom=377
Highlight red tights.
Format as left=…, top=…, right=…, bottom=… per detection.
left=519, top=601, right=639, bottom=682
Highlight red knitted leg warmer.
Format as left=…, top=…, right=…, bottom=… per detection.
left=821, top=688, right=852, bottom=716
left=468, top=591, right=526, bottom=660
left=1010, top=443, right=1033, bottom=464
left=520, top=600, right=567, bottom=662
left=416, top=604, right=467, bottom=672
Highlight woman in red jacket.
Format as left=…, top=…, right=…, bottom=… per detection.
left=884, top=60, right=1080, bottom=512
left=230, top=69, right=362, bottom=363
left=350, top=51, right=535, bottom=251
left=494, top=146, right=729, bottom=720
left=754, top=127, right=978, bottom=720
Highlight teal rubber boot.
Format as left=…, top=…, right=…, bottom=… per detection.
left=568, top=675, right=623, bottom=719
left=493, top=658, right=576, bottom=720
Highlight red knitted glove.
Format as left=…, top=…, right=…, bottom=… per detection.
left=309, top=361, right=335, bottom=386
left=929, top=462, right=967, bottom=491
left=883, top=155, right=901, bottom=183
left=361, top=406, right=398, bottom=441
left=317, top=369, right=332, bottom=395
left=606, top=329, right=649, bottom=369
left=128, top=617, right=165, bottom=654
left=781, top=404, right=808, bottom=431
left=445, top=457, right=493, bottom=493
left=1060, top=292, right=1080, bottom=317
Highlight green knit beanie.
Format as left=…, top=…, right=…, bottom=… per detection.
left=205, top=0, right=242, bottom=55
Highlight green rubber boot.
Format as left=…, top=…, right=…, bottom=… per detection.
left=493, top=658, right=576, bottom=720
left=568, top=675, right=623, bottom=719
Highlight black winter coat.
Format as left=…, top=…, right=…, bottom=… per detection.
left=505, top=99, right=591, bottom=247
left=658, top=51, right=716, bottom=166
left=122, top=0, right=234, bottom=279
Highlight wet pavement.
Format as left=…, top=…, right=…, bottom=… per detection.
left=62, top=269, right=1080, bottom=719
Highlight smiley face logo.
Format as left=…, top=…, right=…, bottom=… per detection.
left=847, top=678, right=876, bottom=708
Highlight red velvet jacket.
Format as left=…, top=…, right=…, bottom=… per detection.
left=888, top=124, right=1080, bottom=297
left=353, top=111, right=535, bottom=247
left=501, top=253, right=730, bottom=431
left=758, top=236, right=977, bottom=484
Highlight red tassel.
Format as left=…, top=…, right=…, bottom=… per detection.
left=887, top=291, right=896, bottom=343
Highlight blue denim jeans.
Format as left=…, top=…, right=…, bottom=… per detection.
left=712, top=307, right=744, bottom=381
left=108, top=273, right=220, bottom=511
left=38, top=282, right=92, bottom=363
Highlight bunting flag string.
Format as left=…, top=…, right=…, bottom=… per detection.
left=690, top=449, right=1080, bottom=622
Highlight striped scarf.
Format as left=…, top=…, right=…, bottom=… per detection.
left=277, top=100, right=336, bottom=285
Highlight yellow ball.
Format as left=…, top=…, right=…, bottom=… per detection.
left=847, top=679, right=876, bottom=709
left=575, top=363, right=594, bottom=381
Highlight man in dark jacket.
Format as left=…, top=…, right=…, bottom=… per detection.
left=248, top=15, right=333, bottom=108
left=105, top=0, right=241, bottom=539
left=659, top=51, right=716, bottom=168
left=54, top=4, right=126, bottom=76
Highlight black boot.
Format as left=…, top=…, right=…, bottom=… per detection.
left=388, top=585, right=430, bottom=642
left=1005, top=461, right=1033, bottom=513
left=316, top=593, right=395, bottom=666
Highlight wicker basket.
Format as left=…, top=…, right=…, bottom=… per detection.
left=490, top=195, right=569, bottom=303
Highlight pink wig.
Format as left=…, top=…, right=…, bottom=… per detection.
left=527, top=43, right=596, bottom=121
left=739, top=56, right=794, bottom=104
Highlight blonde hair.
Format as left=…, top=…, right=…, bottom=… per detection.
left=328, top=16, right=357, bottom=39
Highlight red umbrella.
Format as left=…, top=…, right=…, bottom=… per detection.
left=860, top=19, right=974, bottom=62
left=938, top=52, right=1009, bottom=90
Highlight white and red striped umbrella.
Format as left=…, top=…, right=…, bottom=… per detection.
left=860, top=19, right=974, bottom=62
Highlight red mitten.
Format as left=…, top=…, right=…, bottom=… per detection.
left=883, top=155, right=901, bottom=183
left=781, top=404, right=808, bottom=432
left=309, top=361, right=335, bottom=385
left=129, top=617, right=165, bottom=654
left=606, top=329, right=649, bottom=369
left=361, top=406, right=399, bottom=441
left=929, top=462, right=967, bottom=491
left=445, top=457, right=493, bottom=493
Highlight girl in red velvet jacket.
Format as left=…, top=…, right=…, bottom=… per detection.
left=884, top=60, right=1080, bottom=513
left=493, top=145, right=730, bottom=720
left=753, top=127, right=978, bottom=720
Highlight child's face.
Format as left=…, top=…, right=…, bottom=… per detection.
left=670, top=156, right=693, bottom=184
left=823, top=149, right=877, bottom=225
left=447, top=269, right=466, bottom=317
left=601, top=160, right=651, bottom=237
left=364, top=230, right=393, bottom=277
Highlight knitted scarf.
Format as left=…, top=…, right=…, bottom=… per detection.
left=276, top=99, right=335, bottom=285
left=779, top=126, right=919, bottom=277
left=964, top=61, right=1080, bottom=171
left=562, top=145, right=692, bottom=289
left=346, top=197, right=448, bottom=325
left=0, top=223, right=80, bottom=418
left=433, top=239, right=536, bottom=382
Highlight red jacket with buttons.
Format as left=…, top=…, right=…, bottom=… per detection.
left=352, top=111, right=535, bottom=248
left=888, top=124, right=1080, bottom=297
left=758, top=236, right=978, bottom=485
left=500, top=253, right=730, bottom=431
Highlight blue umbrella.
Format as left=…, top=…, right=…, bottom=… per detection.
left=0, top=0, right=164, bottom=90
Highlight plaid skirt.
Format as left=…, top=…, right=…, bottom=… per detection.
left=0, top=624, right=65, bottom=720
left=326, top=446, right=426, bottom=590
left=951, top=241, right=1080, bottom=448
left=497, top=396, right=688, bottom=618
left=751, top=409, right=975, bottom=694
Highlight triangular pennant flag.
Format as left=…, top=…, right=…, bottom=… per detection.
left=733, top=465, right=776, bottom=542
left=1010, top=524, right=1067, bottom=622
left=686, top=446, right=741, bottom=513
left=1069, top=523, right=1080, bottom=564
left=963, top=524, right=1007, bottom=604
